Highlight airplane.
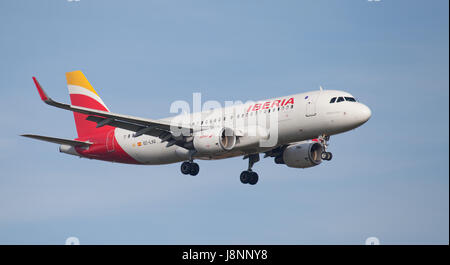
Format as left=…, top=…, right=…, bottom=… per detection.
left=22, top=71, right=371, bottom=185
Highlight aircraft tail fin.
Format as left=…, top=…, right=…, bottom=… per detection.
left=66, top=71, right=110, bottom=137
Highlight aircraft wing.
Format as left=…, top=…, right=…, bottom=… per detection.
left=32, top=77, right=193, bottom=147
left=21, top=134, right=92, bottom=147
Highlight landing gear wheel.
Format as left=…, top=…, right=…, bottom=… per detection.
left=240, top=171, right=249, bottom=184
left=189, top=163, right=200, bottom=176
left=248, top=171, right=259, bottom=185
left=181, top=162, right=191, bottom=175
left=321, top=152, right=333, bottom=161
left=240, top=154, right=260, bottom=185
left=240, top=171, right=259, bottom=185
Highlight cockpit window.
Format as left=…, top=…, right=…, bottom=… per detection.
left=345, top=97, right=356, bottom=102
left=329, top=97, right=336, bottom=103
left=337, top=97, right=344, bottom=103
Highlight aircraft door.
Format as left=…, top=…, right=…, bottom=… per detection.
left=305, top=94, right=319, bottom=117
left=106, top=129, right=115, bottom=152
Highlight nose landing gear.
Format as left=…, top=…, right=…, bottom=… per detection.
left=319, top=134, right=333, bottom=161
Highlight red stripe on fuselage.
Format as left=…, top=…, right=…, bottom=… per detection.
left=74, top=128, right=140, bottom=164
left=69, top=94, right=140, bottom=164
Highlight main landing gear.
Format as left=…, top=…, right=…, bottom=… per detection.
left=319, top=134, right=333, bottom=161
left=240, top=154, right=260, bottom=185
left=180, top=150, right=200, bottom=176
left=180, top=161, right=200, bottom=176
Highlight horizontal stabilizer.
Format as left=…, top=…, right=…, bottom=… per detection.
left=21, top=134, right=92, bottom=147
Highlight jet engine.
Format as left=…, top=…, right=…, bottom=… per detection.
left=193, top=127, right=236, bottom=154
left=275, top=142, right=323, bottom=168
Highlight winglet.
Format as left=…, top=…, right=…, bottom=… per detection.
left=32, top=76, right=50, bottom=102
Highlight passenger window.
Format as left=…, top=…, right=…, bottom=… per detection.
left=330, top=97, right=336, bottom=103
left=337, top=97, right=344, bottom=103
left=345, top=97, right=356, bottom=102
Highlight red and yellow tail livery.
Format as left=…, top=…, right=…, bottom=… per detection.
left=66, top=71, right=110, bottom=137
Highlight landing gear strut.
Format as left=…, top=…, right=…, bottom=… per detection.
left=318, top=134, right=333, bottom=161
left=240, top=154, right=260, bottom=185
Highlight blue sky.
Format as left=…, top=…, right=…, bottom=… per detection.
left=0, top=0, right=448, bottom=244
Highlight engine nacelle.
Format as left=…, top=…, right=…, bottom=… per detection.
left=193, top=127, right=236, bottom=154
left=276, top=142, right=323, bottom=168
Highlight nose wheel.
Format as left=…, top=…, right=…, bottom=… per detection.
left=181, top=161, right=200, bottom=176
left=321, top=151, right=333, bottom=161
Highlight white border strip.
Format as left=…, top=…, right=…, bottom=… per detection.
left=68, top=84, right=110, bottom=111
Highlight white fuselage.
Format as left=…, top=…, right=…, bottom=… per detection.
left=113, top=90, right=371, bottom=165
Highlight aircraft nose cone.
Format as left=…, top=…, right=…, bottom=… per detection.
left=357, top=104, right=372, bottom=124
